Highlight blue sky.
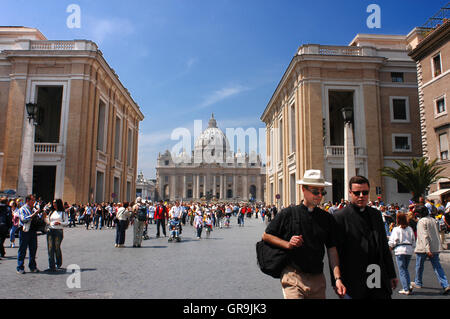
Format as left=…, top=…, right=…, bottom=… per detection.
left=2, top=0, right=445, bottom=178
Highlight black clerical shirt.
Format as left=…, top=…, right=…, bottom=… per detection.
left=265, top=204, right=338, bottom=274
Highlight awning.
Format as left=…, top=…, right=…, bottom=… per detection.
left=427, top=188, right=450, bottom=199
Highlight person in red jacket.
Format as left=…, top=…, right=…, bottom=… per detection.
left=154, top=201, right=168, bottom=237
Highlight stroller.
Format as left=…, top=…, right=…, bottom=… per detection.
left=168, top=218, right=181, bottom=242
left=224, top=213, right=231, bottom=228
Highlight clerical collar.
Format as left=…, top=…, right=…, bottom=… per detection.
left=351, top=203, right=366, bottom=213
left=300, top=204, right=316, bottom=213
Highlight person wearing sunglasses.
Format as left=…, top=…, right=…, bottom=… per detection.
left=262, top=169, right=346, bottom=299
left=332, top=175, right=398, bottom=299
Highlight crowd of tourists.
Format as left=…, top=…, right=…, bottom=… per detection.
left=0, top=195, right=279, bottom=273
left=1, top=189, right=449, bottom=294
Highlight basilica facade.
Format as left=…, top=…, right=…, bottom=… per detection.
left=156, top=115, right=265, bottom=202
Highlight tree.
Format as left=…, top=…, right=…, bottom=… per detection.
left=380, top=157, right=446, bottom=202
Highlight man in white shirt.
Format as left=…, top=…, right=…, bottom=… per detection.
left=17, top=194, right=42, bottom=274
left=148, top=202, right=155, bottom=224
left=169, top=201, right=184, bottom=220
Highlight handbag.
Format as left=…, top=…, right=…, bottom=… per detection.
left=256, top=207, right=297, bottom=278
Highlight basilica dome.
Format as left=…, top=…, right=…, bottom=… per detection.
left=194, top=114, right=231, bottom=160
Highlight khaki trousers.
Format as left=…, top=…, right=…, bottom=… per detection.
left=133, top=220, right=145, bottom=246
left=280, top=265, right=326, bottom=299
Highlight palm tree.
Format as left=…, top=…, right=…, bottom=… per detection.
left=380, top=157, right=446, bottom=202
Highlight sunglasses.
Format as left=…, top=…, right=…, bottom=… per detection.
left=305, top=187, right=327, bottom=196
left=351, top=190, right=369, bottom=196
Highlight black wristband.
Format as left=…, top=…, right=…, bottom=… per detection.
left=335, top=277, right=342, bottom=281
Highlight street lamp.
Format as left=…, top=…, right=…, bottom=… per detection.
left=341, top=105, right=353, bottom=123
left=341, top=106, right=356, bottom=201
left=25, top=103, right=39, bottom=125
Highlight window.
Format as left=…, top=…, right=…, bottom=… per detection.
left=113, top=177, right=120, bottom=201
left=97, top=100, right=106, bottom=152
left=392, top=134, right=411, bottom=152
left=95, top=171, right=105, bottom=203
left=114, top=117, right=121, bottom=160
left=390, top=97, right=409, bottom=122
left=436, top=97, right=446, bottom=115
left=439, top=133, right=449, bottom=160
left=433, top=53, right=442, bottom=77
left=164, top=160, right=169, bottom=166
left=127, top=128, right=133, bottom=166
left=279, top=119, right=283, bottom=159
left=290, top=104, right=296, bottom=153
left=391, top=72, right=404, bottom=83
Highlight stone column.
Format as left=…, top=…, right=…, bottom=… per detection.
left=233, top=175, right=237, bottom=201
left=219, top=175, right=223, bottom=200
left=223, top=175, right=227, bottom=200
left=243, top=175, right=248, bottom=201
left=205, top=173, right=209, bottom=198
left=182, top=175, right=186, bottom=201
left=195, top=174, right=200, bottom=200
left=257, top=175, right=262, bottom=202
left=344, top=122, right=356, bottom=201
left=17, top=120, right=35, bottom=197
left=213, top=175, right=216, bottom=199
left=170, top=175, right=176, bottom=201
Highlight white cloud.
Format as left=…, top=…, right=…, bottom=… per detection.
left=85, top=16, right=134, bottom=45
left=199, top=85, right=249, bottom=109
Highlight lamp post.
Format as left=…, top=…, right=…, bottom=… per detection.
left=341, top=106, right=356, bottom=201
left=25, top=103, right=39, bottom=125
left=17, top=102, right=39, bottom=197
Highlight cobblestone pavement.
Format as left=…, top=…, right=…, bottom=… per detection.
left=1, top=218, right=449, bottom=299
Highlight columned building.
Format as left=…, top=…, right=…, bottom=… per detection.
left=407, top=12, right=450, bottom=203
left=261, top=33, right=422, bottom=207
left=156, top=114, right=265, bottom=202
left=0, top=27, right=144, bottom=204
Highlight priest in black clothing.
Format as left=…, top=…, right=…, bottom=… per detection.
left=332, top=175, right=398, bottom=299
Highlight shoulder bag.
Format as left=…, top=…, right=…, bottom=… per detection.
left=256, top=207, right=298, bottom=278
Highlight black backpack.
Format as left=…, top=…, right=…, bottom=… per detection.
left=256, top=207, right=297, bottom=278
left=137, top=206, right=147, bottom=221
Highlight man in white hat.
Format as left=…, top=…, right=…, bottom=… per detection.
left=261, top=169, right=346, bottom=299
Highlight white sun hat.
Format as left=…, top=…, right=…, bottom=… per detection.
left=297, top=169, right=332, bottom=187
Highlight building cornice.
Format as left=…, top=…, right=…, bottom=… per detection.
left=409, top=20, right=450, bottom=61
left=260, top=46, right=390, bottom=123
left=2, top=42, right=144, bottom=121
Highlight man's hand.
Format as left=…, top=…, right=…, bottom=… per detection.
left=391, top=278, right=398, bottom=290
left=334, top=279, right=346, bottom=298
left=427, top=251, right=433, bottom=258
left=287, top=235, right=303, bottom=249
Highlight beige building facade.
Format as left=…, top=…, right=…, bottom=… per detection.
left=0, top=27, right=144, bottom=204
left=408, top=19, right=450, bottom=202
left=156, top=114, right=265, bottom=202
left=261, top=34, right=422, bottom=207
